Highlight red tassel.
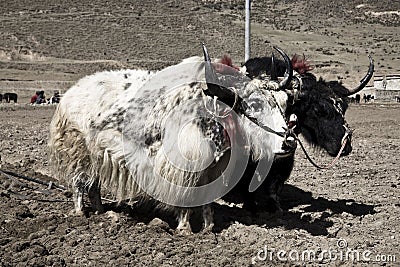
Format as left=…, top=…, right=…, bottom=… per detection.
left=292, top=54, right=313, bottom=74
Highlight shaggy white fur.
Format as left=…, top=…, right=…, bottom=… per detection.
left=48, top=58, right=289, bottom=233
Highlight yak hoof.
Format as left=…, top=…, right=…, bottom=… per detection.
left=176, top=227, right=192, bottom=236
left=93, top=205, right=105, bottom=215
left=69, top=209, right=85, bottom=217
left=106, top=211, right=120, bottom=223
left=243, top=201, right=258, bottom=215
left=202, top=223, right=214, bottom=233
left=176, top=209, right=192, bottom=235
left=263, top=198, right=282, bottom=213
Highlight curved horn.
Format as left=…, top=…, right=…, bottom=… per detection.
left=342, top=55, right=374, bottom=97
left=273, top=46, right=293, bottom=89
left=270, top=52, right=277, bottom=81
left=202, top=43, right=236, bottom=106
left=202, top=43, right=219, bottom=88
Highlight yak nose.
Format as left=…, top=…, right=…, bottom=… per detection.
left=283, top=136, right=297, bottom=152
left=282, top=114, right=298, bottom=154
left=275, top=136, right=297, bottom=158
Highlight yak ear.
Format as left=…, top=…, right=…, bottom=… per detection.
left=202, top=43, right=237, bottom=107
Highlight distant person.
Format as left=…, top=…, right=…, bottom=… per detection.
left=30, top=91, right=40, bottom=104
left=382, top=75, right=387, bottom=90
left=36, top=90, right=46, bottom=104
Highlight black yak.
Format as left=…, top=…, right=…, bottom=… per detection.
left=237, top=52, right=374, bottom=212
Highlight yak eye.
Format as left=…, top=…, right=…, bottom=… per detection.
left=313, top=106, right=323, bottom=115
left=248, top=100, right=263, bottom=112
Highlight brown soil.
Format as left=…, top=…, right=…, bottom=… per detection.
left=0, top=1, right=399, bottom=266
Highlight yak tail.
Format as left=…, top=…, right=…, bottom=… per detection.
left=48, top=105, right=92, bottom=188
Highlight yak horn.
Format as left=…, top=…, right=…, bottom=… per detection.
left=270, top=52, right=277, bottom=81
left=202, top=43, right=236, bottom=106
left=273, top=46, right=293, bottom=89
left=342, top=55, right=374, bottom=97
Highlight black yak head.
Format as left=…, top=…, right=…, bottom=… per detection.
left=243, top=53, right=374, bottom=157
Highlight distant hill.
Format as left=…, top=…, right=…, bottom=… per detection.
left=0, top=0, right=398, bottom=86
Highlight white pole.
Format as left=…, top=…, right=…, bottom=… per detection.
left=245, top=0, right=251, bottom=62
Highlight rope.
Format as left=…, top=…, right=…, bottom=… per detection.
left=269, top=90, right=288, bottom=125
left=0, top=169, right=65, bottom=190
left=0, top=170, right=34, bottom=189
left=0, top=168, right=116, bottom=203
left=256, top=123, right=286, bottom=138
left=295, top=132, right=349, bottom=170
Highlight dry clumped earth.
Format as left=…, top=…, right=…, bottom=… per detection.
left=0, top=0, right=399, bottom=266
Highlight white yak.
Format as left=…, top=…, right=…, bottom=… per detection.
left=48, top=45, right=295, bottom=233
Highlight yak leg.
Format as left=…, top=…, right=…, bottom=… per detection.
left=260, top=155, right=294, bottom=213
left=265, top=192, right=282, bottom=213
left=176, top=209, right=192, bottom=235
left=71, top=173, right=88, bottom=216
left=262, top=174, right=283, bottom=213
left=72, top=183, right=85, bottom=216
left=240, top=159, right=259, bottom=214
left=202, top=204, right=214, bottom=231
left=88, top=179, right=104, bottom=214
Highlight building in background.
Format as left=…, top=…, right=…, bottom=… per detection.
left=374, top=74, right=400, bottom=101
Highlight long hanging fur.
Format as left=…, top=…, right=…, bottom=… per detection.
left=48, top=58, right=289, bottom=214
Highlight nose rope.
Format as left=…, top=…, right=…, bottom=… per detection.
left=255, top=124, right=286, bottom=138
left=295, top=130, right=350, bottom=170
left=257, top=91, right=351, bottom=169
left=260, top=89, right=352, bottom=169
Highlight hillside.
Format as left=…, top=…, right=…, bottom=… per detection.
left=0, top=0, right=399, bottom=94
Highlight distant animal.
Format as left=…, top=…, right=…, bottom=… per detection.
left=364, top=94, right=373, bottom=103
left=395, top=95, right=400, bottom=102
left=48, top=45, right=296, bottom=233
left=355, top=94, right=361, bottom=104
left=349, top=94, right=361, bottom=104
left=3, top=93, right=18, bottom=103
left=0, top=94, right=3, bottom=102
left=49, top=91, right=61, bottom=104
left=236, top=53, right=374, bottom=212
